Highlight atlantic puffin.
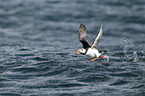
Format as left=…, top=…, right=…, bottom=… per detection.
left=77, top=24, right=107, bottom=61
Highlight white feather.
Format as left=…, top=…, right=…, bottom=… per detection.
left=86, top=48, right=101, bottom=57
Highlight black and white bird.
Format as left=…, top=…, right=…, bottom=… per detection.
left=77, top=24, right=107, bottom=61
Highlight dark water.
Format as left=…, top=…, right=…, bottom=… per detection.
left=0, top=0, right=145, bottom=95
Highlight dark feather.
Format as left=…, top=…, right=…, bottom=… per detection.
left=79, top=24, right=91, bottom=49
left=80, top=40, right=90, bottom=49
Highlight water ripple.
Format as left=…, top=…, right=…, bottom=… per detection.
left=0, top=0, right=145, bottom=95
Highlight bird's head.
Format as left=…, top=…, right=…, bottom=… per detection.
left=77, top=48, right=86, bottom=54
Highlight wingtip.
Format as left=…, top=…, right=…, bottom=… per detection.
left=80, top=24, right=85, bottom=27
left=79, top=24, right=86, bottom=30
left=100, top=24, right=103, bottom=31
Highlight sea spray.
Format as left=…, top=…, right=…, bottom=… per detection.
left=123, top=37, right=138, bottom=62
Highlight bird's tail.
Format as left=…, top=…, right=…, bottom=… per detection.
left=99, top=50, right=107, bottom=53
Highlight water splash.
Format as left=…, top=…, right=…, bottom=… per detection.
left=123, top=37, right=138, bottom=62
left=104, top=55, right=110, bottom=61
left=133, top=51, right=138, bottom=62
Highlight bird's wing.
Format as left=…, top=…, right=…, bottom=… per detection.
left=79, top=24, right=91, bottom=49
left=91, top=24, right=103, bottom=48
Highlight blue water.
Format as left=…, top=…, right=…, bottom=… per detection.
left=0, top=0, right=145, bottom=95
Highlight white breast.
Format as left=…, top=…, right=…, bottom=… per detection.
left=85, top=48, right=101, bottom=57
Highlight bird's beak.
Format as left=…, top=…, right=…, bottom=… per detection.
left=77, top=50, right=80, bottom=54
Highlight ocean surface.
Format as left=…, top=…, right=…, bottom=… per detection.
left=0, top=0, right=145, bottom=95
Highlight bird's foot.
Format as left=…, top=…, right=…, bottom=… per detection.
left=99, top=55, right=105, bottom=58
left=90, top=55, right=106, bottom=61
left=90, top=58, right=98, bottom=61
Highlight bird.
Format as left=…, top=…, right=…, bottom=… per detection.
left=77, top=24, right=107, bottom=61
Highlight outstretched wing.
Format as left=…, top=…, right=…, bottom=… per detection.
left=91, top=24, right=103, bottom=48
left=79, top=24, right=91, bottom=49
